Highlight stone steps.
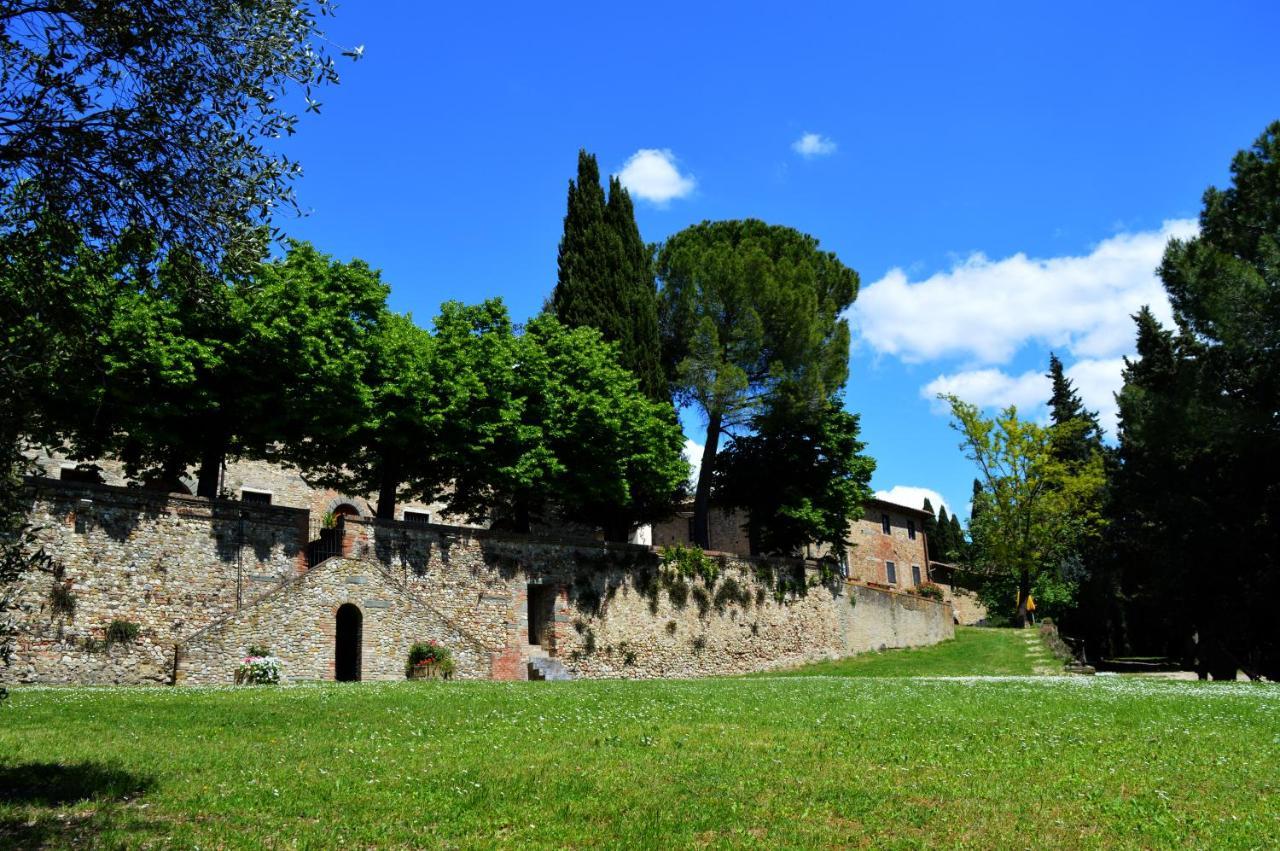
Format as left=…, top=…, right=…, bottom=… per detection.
left=527, top=656, right=573, bottom=681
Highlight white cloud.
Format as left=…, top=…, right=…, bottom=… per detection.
left=792, top=132, right=837, bottom=158
left=615, top=149, right=695, bottom=204
left=683, top=438, right=703, bottom=487
left=922, top=368, right=1050, bottom=415
left=921, top=356, right=1128, bottom=435
left=852, top=219, right=1197, bottom=365
left=875, top=485, right=949, bottom=515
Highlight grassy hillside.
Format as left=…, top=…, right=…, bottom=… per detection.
left=2, top=675, right=1277, bottom=848
left=764, top=626, right=1060, bottom=677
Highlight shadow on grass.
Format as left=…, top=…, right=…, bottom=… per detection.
left=0, top=762, right=156, bottom=849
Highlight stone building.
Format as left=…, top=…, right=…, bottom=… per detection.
left=652, top=498, right=935, bottom=591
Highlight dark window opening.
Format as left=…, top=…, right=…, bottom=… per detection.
left=881, top=513, right=891, bottom=534
left=886, top=561, right=897, bottom=584
left=241, top=489, right=272, bottom=505
left=60, top=466, right=103, bottom=485
left=403, top=510, right=431, bottom=526
left=334, top=603, right=362, bottom=682
left=911, top=564, right=922, bottom=585
left=687, top=516, right=696, bottom=542
left=908, top=519, right=916, bottom=540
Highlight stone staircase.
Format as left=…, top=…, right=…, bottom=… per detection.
left=527, top=653, right=573, bottom=681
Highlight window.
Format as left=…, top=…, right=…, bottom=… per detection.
left=907, top=519, right=916, bottom=540
left=911, top=564, right=922, bottom=585
left=403, top=510, right=431, bottom=526
left=240, top=489, right=272, bottom=505
left=881, top=513, right=891, bottom=534
left=885, top=560, right=897, bottom=584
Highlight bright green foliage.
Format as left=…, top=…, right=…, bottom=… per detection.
left=657, top=220, right=858, bottom=547
left=715, top=398, right=874, bottom=555
left=551, top=151, right=666, bottom=401
left=1106, top=121, right=1280, bottom=679
left=438, top=306, right=688, bottom=537
left=944, top=396, right=1106, bottom=627
left=48, top=241, right=389, bottom=497
left=300, top=310, right=435, bottom=518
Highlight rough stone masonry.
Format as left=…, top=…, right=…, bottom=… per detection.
left=4, top=479, right=954, bottom=686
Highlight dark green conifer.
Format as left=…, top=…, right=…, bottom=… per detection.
left=921, top=497, right=939, bottom=561
left=552, top=150, right=667, bottom=401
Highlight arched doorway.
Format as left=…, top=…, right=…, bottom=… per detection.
left=335, top=603, right=362, bottom=682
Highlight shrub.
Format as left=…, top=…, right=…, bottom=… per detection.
left=914, top=582, right=945, bottom=601
left=659, top=544, right=720, bottom=586
left=406, top=640, right=455, bottom=679
left=246, top=644, right=272, bottom=658
left=49, top=582, right=76, bottom=617
left=105, top=619, right=139, bottom=646
left=236, top=655, right=281, bottom=685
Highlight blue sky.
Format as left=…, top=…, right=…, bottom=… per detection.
left=273, top=1, right=1280, bottom=520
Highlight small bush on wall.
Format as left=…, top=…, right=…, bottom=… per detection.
left=49, top=582, right=76, bottom=617
left=406, top=641, right=455, bottom=680
left=105, top=619, right=139, bottom=646
left=914, top=582, right=944, bottom=601
left=236, top=655, right=282, bottom=685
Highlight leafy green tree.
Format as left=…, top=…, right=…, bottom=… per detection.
left=657, top=220, right=858, bottom=547
left=300, top=311, right=435, bottom=519
left=944, top=395, right=1106, bottom=627
left=41, top=241, right=388, bottom=498
left=0, top=0, right=356, bottom=265
left=551, top=151, right=666, bottom=401
left=434, top=305, right=688, bottom=539
left=1107, top=121, right=1280, bottom=679
left=715, top=397, right=875, bottom=556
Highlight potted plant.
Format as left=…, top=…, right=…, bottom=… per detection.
left=406, top=640, right=454, bottom=680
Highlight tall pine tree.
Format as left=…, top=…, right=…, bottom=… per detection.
left=921, top=497, right=939, bottom=561
left=935, top=505, right=953, bottom=561
left=552, top=150, right=666, bottom=401
left=1046, top=352, right=1103, bottom=462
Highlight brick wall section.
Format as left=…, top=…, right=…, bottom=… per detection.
left=4, top=479, right=308, bottom=685
left=847, top=505, right=932, bottom=590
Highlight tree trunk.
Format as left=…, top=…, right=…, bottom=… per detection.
left=1015, top=566, right=1031, bottom=628
left=691, top=410, right=723, bottom=550
left=375, top=456, right=399, bottom=520
left=195, top=435, right=227, bottom=499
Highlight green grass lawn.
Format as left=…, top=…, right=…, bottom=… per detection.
left=763, top=626, right=1061, bottom=677
left=3, top=669, right=1277, bottom=848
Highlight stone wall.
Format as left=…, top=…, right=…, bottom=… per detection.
left=7, top=481, right=955, bottom=685
left=3, top=479, right=308, bottom=685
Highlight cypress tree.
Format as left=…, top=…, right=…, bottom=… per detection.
left=921, top=497, right=939, bottom=561
left=552, top=150, right=667, bottom=401
left=949, top=513, right=965, bottom=561
left=935, top=505, right=953, bottom=561
left=1047, top=352, right=1103, bottom=461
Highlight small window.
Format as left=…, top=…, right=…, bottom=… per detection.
left=403, top=510, right=431, bottom=526
left=240, top=489, right=272, bottom=505
left=60, top=466, right=102, bottom=485
left=907, top=519, right=916, bottom=540
left=911, top=564, right=922, bottom=585
left=885, top=560, right=897, bottom=584
left=881, top=513, right=891, bottom=534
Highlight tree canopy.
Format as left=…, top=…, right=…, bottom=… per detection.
left=0, top=0, right=356, bottom=266
left=551, top=151, right=666, bottom=401
left=1105, top=120, right=1280, bottom=679
left=715, top=396, right=874, bottom=556
left=656, top=219, right=858, bottom=547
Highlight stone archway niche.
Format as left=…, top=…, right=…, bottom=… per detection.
left=334, top=603, right=362, bottom=681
